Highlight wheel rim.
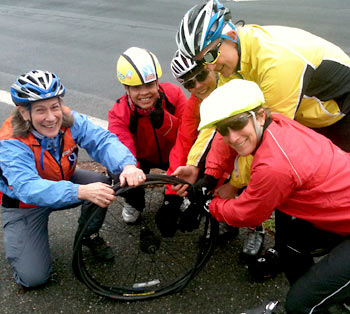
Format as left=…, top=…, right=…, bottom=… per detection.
left=73, top=174, right=218, bottom=300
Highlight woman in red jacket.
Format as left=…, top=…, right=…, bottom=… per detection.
left=108, top=47, right=187, bottom=223
left=155, top=49, right=220, bottom=237
left=196, top=79, right=350, bottom=313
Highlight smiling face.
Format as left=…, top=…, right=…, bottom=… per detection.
left=194, top=32, right=240, bottom=78
left=218, top=111, right=266, bottom=156
left=125, top=81, right=159, bottom=109
left=205, top=39, right=240, bottom=77
left=19, top=97, right=63, bottom=138
left=222, top=119, right=258, bottom=156
left=185, top=69, right=217, bottom=100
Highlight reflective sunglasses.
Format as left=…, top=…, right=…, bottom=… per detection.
left=216, top=113, right=252, bottom=136
left=183, top=68, right=210, bottom=89
left=199, top=39, right=223, bottom=65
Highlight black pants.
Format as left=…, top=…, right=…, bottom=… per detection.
left=312, top=112, right=350, bottom=152
left=274, top=210, right=350, bottom=313
left=71, top=169, right=111, bottom=236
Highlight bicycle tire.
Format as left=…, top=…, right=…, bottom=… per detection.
left=72, top=174, right=218, bottom=300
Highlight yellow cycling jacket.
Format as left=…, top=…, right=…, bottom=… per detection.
left=188, top=24, right=350, bottom=188
left=221, top=25, right=350, bottom=126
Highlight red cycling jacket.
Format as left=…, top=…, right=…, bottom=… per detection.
left=165, top=94, right=201, bottom=194
left=167, top=94, right=201, bottom=174
left=108, top=82, right=186, bottom=166
left=209, top=114, right=350, bottom=236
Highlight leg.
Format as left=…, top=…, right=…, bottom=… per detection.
left=275, top=210, right=344, bottom=284
left=285, top=239, right=350, bottom=314
left=110, top=160, right=155, bottom=223
left=71, top=169, right=111, bottom=236
left=71, top=169, right=114, bottom=260
left=2, top=206, right=52, bottom=288
left=274, top=210, right=314, bottom=283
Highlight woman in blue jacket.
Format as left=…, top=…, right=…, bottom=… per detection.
left=0, top=70, right=145, bottom=289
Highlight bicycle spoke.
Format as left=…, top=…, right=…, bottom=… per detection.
left=73, top=174, right=218, bottom=300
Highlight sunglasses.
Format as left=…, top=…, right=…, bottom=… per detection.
left=216, top=113, right=252, bottom=136
left=183, top=69, right=210, bottom=89
left=199, top=39, right=223, bottom=65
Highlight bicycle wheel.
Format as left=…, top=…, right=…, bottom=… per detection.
left=72, top=174, right=218, bottom=300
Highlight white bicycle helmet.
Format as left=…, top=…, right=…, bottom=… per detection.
left=11, top=70, right=65, bottom=106
left=176, top=0, right=235, bottom=58
left=170, top=50, right=199, bottom=84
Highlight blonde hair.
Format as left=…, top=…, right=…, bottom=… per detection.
left=11, top=101, right=74, bottom=138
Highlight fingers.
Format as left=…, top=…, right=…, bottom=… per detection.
left=119, top=166, right=146, bottom=187
left=92, top=183, right=116, bottom=207
left=174, top=184, right=189, bottom=197
left=171, top=183, right=183, bottom=192
left=119, top=175, right=126, bottom=187
left=120, top=172, right=145, bottom=187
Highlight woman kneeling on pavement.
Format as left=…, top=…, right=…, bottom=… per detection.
left=0, top=70, right=145, bottom=289
left=182, top=79, right=350, bottom=313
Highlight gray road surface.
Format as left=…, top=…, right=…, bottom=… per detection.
left=0, top=1, right=349, bottom=313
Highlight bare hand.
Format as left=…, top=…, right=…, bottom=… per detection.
left=78, top=182, right=116, bottom=208
left=119, top=165, right=146, bottom=187
left=171, top=165, right=199, bottom=197
left=171, top=183, right=190, bottom=197
left=214, top=182, right=238, bottom=199
left=172, top=165, right=199, bottom=184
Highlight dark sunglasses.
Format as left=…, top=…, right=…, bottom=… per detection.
left=183, top=69, right=210, bottom=89
left=199, top=39, right=223, bottom=65
left=216, top=113, right=252, bottom=136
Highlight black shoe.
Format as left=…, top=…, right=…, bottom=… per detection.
left=241, top=300, right=279, bottom=314
left=240, top=225, right=265, bottom=263
left=248, top=248, right=281, bottom=281
left=217, top=222, right=239, bottom=244
left=81, top=233, right=115, bottom=261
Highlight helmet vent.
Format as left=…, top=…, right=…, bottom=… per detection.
left=27, top=87, right=41, bottom=95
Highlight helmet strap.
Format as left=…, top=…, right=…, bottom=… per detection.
left=249, top=110, right=264, bottom=143
left=221, top=22, right=241, bottom=52
left=26, top=103, right=37, bottom=132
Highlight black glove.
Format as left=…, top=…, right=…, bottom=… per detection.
left=178, top=187, right=212, bottom=233
left=187, top=174, right=218, bottom=204
left=149, top=103, right=164, bottom=129
left=155, top=195, right=183, bottom=237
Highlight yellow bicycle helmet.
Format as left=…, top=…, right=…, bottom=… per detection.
left=199, top=79, right=265, bottom=130
left=116, top=47, right=162, bottom=86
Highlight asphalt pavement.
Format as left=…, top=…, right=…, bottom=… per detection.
left=0, top=1, right=349, bottom=312
left=0, top=203, right=346, bottom=314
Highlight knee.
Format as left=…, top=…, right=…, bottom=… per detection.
left=285, top=295, right=300, bottom=313
left=12, top=261, right=52, bottom=288
left=285, top=285, right=312, bottom=314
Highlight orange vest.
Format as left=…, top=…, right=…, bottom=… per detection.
left=0, top=107, right=78, bottom=207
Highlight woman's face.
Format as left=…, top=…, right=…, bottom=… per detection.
left=186, top=69, right=217, bottom=100
left=125, top=81, right=159, bottom=109
left=219, top=112, right=266, bottom=156
left=20, top=97, right=63, bottom=138
left=204, top=39, right=240, bottom=78
left=222, top=119, right=258, bottom=156
left=194, top=33, right=240, bottom=78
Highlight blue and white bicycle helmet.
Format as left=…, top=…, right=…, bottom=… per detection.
left=11, top=70, right=65, bottom=106
left=176, top=0, right=236, bottom=58
left=170, top=49, right=199, bottom=84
